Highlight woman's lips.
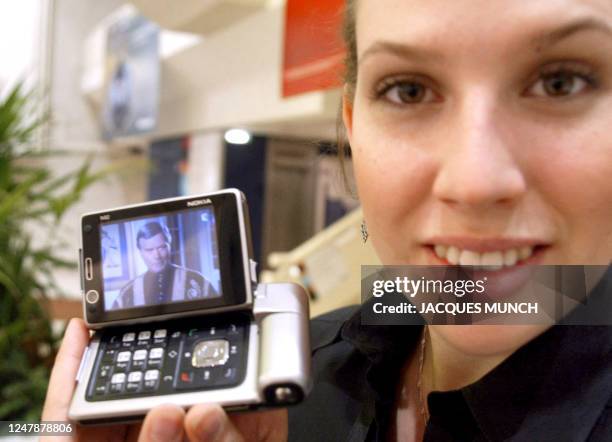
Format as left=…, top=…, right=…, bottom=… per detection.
left=424, top=244, right=549, bottom=272
left=424, top=244, right=549, bottom=300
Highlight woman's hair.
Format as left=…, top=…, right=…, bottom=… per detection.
left=337, top=0, right=358, bottom=188
left=342, top=0, right=358, bottom=100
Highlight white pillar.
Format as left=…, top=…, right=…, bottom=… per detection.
left=187, top=131, right=225, bottom=194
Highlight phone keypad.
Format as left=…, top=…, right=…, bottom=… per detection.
left=86, top=314, right=249, bottom=401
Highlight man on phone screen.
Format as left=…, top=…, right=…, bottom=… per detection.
left=112, top=221, right=217, bottom=309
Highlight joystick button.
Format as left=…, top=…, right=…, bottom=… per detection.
left=85, top=290, right=99, bottom=304
left=192, top=339, right=230, bottom=368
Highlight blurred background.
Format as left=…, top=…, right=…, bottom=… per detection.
left=0, top=0, right=381, bottom=422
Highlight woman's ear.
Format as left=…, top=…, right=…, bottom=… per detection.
left=342, top=85, right=354, bottom=143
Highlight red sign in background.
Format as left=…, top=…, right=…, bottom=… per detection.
left=282, top=0, right=346, bottom=97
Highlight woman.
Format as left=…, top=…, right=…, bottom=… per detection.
left=43, top=0, right=611, bottom=440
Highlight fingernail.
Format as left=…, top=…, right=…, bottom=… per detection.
left=197, top=407, right=223, bottom=441
left=151, top=411, right=183, bottom=442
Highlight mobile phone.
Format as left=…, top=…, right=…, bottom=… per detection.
left=68, top=189, right=311, bottom=425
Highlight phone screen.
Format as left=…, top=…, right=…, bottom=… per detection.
left=99, top=206, right=222, bottom=311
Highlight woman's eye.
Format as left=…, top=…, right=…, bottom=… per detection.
left=378, top=81, right=436, bottom=105
left=528, top=70, right=594, bottom=98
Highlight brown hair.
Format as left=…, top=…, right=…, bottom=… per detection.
left=342, top=0, right=358, bottom=100
left=338, top=0, right=358, bottom=190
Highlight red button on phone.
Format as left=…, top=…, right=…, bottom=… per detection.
left=180, top=372, right=193, bottom=383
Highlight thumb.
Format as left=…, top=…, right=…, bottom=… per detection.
left=185, top=405, right=288, bottom=442
left=185, top=404, right=244, bottom=442
left=138, top=404, right=185, bottom=442
left=42, top=318, right=90, bottom=422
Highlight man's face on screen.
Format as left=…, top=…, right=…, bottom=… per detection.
left=138, top=233, right=171, bottom=273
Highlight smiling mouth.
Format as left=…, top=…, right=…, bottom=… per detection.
left=428, top=244, right=549, bottom=270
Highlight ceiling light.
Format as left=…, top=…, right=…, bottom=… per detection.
left=224, top=128, right=251, bottom=145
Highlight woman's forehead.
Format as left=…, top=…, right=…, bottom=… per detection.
left=355, top=0, right=612, bottom=57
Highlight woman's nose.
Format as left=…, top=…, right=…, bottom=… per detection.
left=432, top=92, right=527, bottom=209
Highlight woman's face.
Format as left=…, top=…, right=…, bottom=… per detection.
left=344, top=0, right=612, bottom=355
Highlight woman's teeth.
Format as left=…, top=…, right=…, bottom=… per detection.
left=433, top=245, right=534, bottom=269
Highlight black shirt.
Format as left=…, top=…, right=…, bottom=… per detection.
left=288, top=269, right=611, bottom=441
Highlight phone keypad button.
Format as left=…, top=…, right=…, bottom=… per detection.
left=128, top=371, right=143, bottom=382
left=192, top=339, right=229, bottom=368
left=149, top=348, right=164, bottom=359
left=126, top=371, right=143, bottom=392
left=117, top=351, right=131, bottom=362
left=144, top=369, right=160, bottom=390
left=131, top=349, right=146, bottom=369
left=111, top=373, right=126, bottom=384
left=153, top=329, right=167, bottom=339
left=88, top=315, right=249, bottom=400
left=115, top=351, right=132, bottom=372
left=109, top=373, right=126, bottom=393
left=145, top=370, right=159, bottom=381
left=202, top=370, right=212, bottom=383
left=145, top=348, right=163, bottom=369
left=133, top=349, right=147, bottom=360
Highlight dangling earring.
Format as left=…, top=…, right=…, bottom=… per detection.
left=361, top=219, right=369, bottom=243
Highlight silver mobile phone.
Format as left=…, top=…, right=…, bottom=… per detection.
left=68, top=189, right=311, bottom=425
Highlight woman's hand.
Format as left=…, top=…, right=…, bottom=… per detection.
left=41, top=318, right=288, bottom=441
left=183, top=403, right=287, bottom=442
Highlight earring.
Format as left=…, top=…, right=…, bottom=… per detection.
left=361, top=219, right=368, bottom=243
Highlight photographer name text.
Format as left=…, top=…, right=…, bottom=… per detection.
left=373, top=301, right=539, bottom=316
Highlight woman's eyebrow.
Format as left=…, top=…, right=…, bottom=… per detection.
left=359, top=18, right=612, bottom=64
left=359, top=42, right=443, bottom=66
left=534, top=17, right=612, bottom=52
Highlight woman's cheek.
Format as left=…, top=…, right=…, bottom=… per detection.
left=352, top=126, right=439, bottom=264
left=523, top=125, right=612, bottom=262
left=353, top=131, right=435, bottom=215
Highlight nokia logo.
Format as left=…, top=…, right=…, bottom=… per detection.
left=99, top=214, right=111, bottom=221
left=187, top=198, right=211, bottom=207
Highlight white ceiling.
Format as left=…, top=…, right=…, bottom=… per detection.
left=130, top=0, right=278, bottom=35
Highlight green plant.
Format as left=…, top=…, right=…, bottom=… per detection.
left=0, top=84, right=103, bottom=420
